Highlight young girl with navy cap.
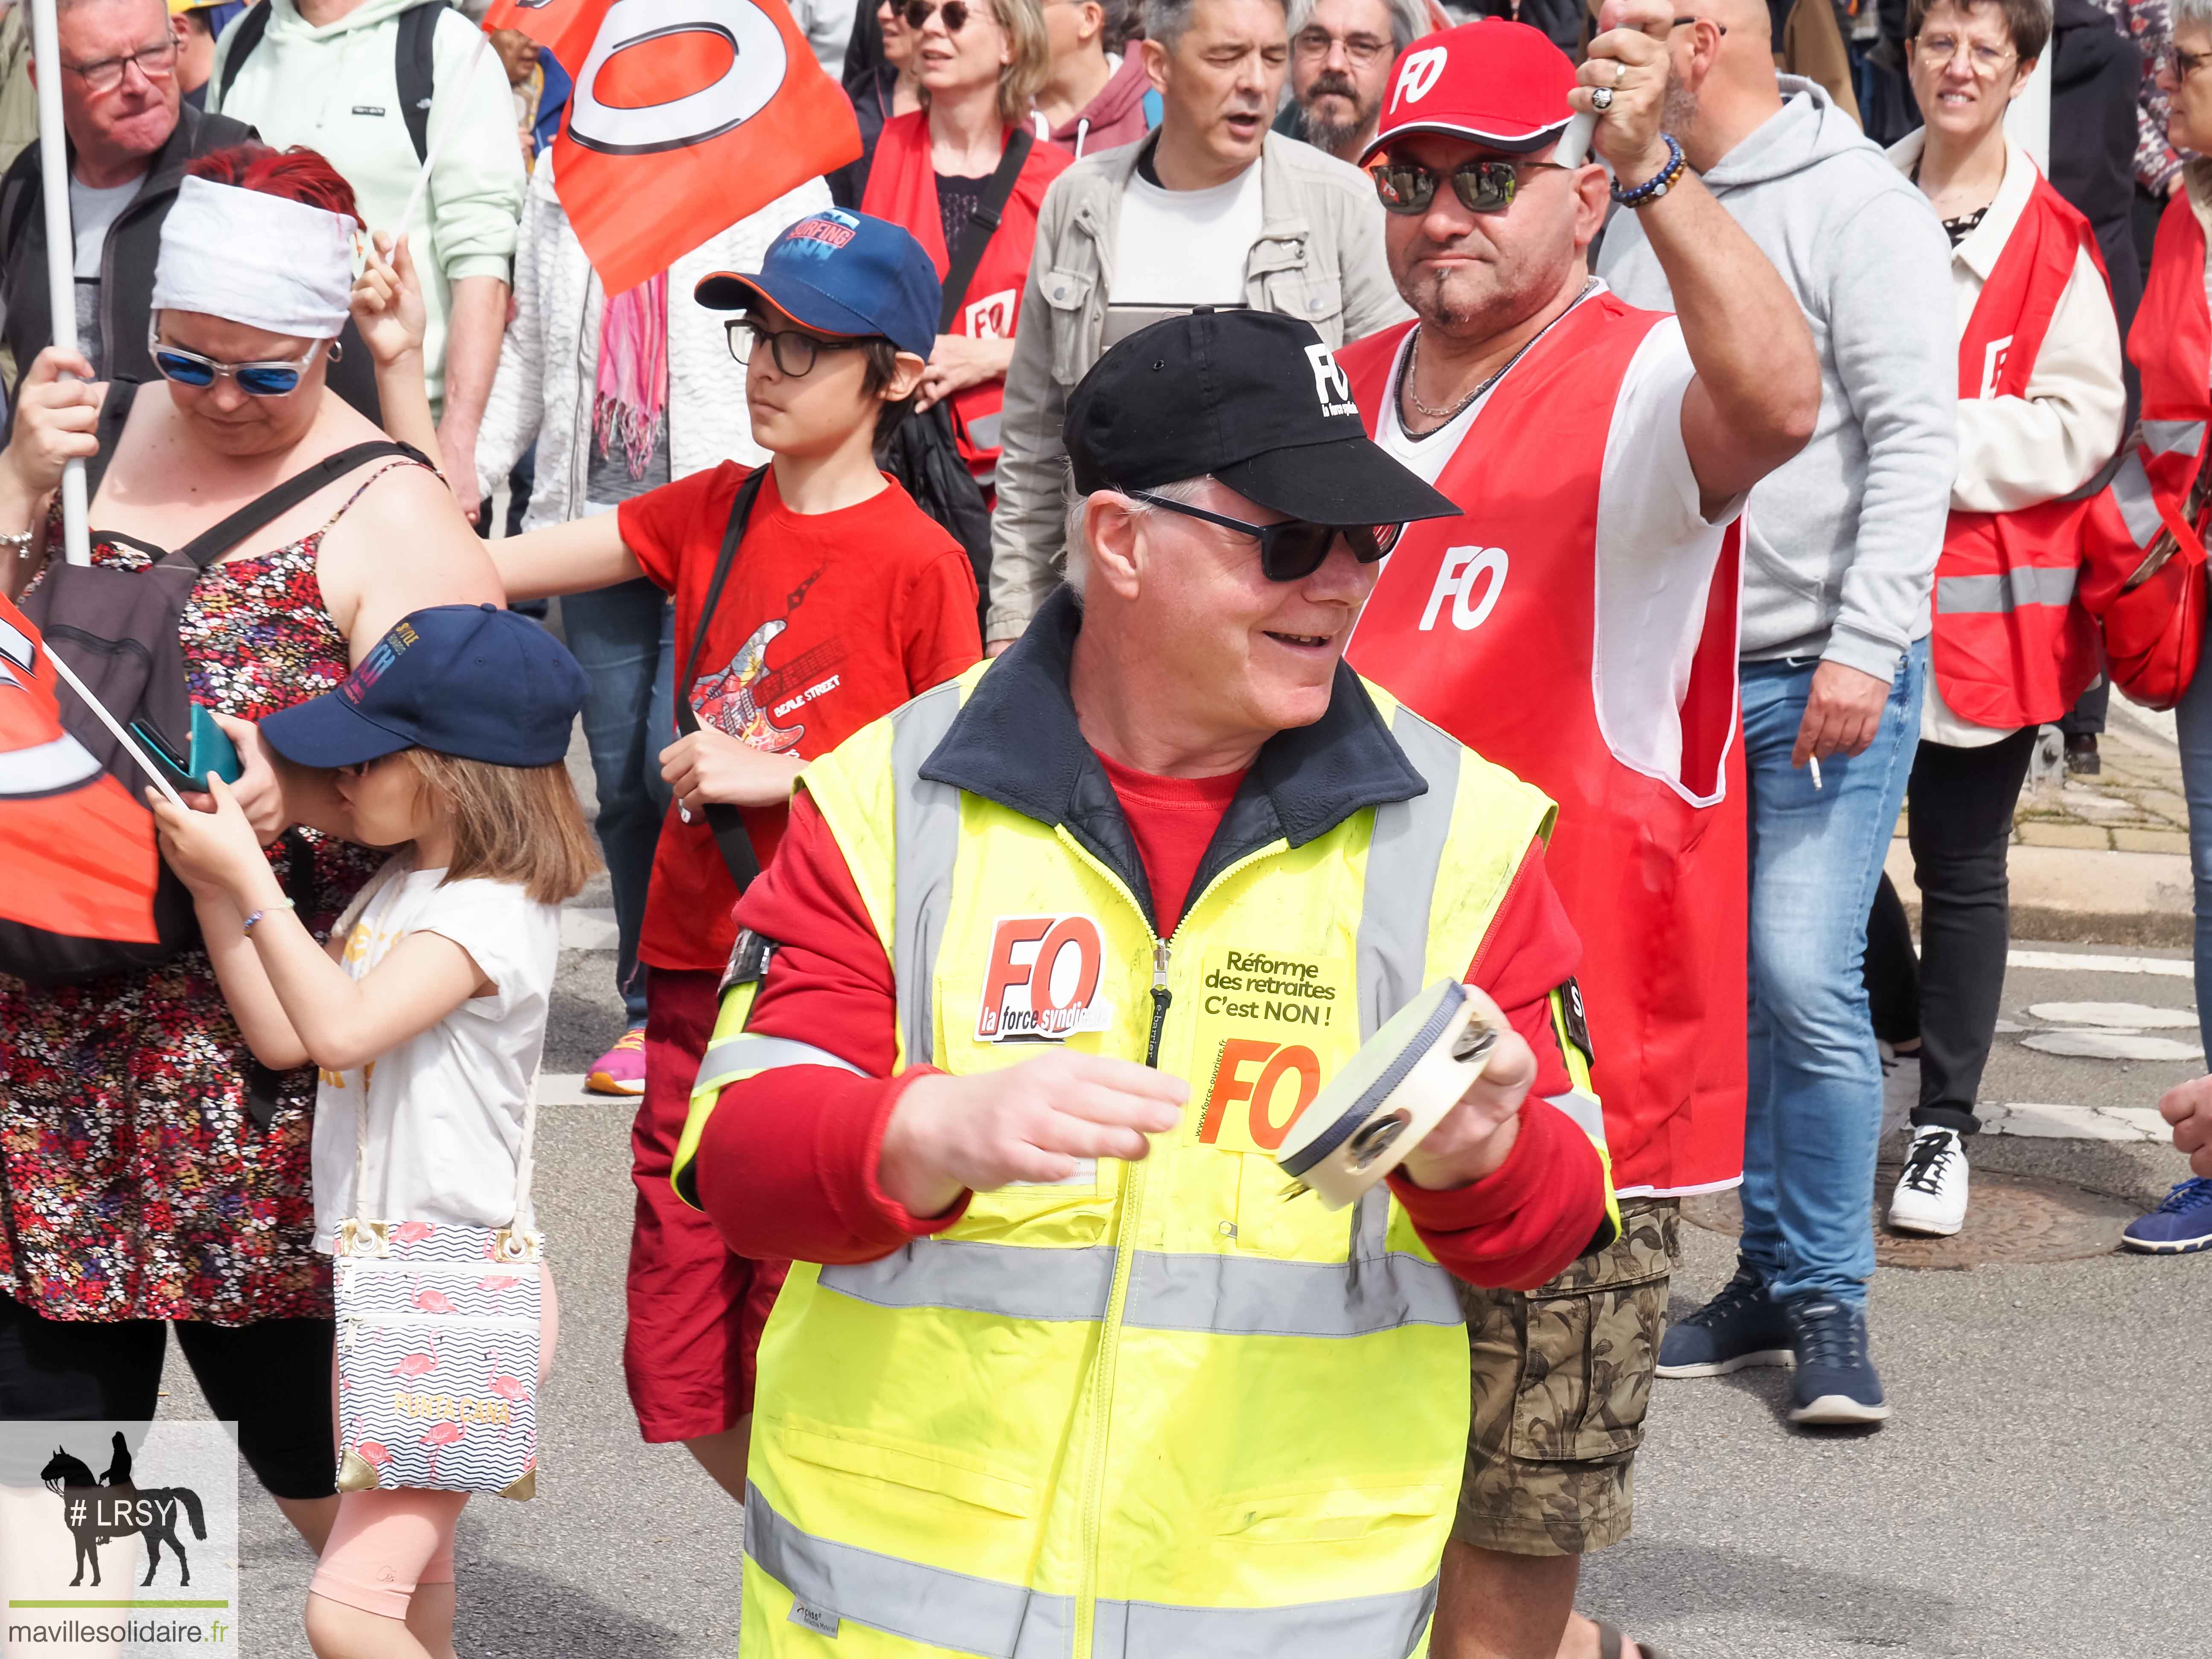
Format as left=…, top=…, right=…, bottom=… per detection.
left=150, top=603, right=594, bottom=1659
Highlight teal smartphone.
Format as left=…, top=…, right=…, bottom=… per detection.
left=131, top=703, right=243, bottom=793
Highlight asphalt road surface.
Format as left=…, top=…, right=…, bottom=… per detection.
left=161, top=853, right=2208, bottom=1658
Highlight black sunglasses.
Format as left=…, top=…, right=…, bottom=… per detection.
left=1370, top=157, right=1570, bottom=216
left=1124, top=489, right=1402, bottom=582
left=903, top=0, right=970, bottom=29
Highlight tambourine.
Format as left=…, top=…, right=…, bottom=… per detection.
left=1272, top=978, right=1503, bottom=1210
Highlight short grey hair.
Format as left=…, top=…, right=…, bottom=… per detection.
left=1284, top=0, right=1429, bottom=57
left=1062, top=474, right=1213, bottom=594
left=1144, top=0, right=1290, bottom=51
left=2177, top=0, right=2212, bottom=35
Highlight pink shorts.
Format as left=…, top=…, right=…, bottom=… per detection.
left=309, top=1269, right=559, bottom=1620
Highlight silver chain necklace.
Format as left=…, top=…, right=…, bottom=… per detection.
left=1402, top=279, right=1598, bottom=428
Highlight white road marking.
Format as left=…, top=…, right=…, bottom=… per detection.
left=2019, top=1030, right=2205, bottom=1061
left=2024, top=1002, right=2199, bottom=1030
left=561, top=908, right=619, bottom=952
left=1977, top=1101, right=2167, bottom=1141
left=2007, top=949, right=2193, bottom=980
left=539, top=1073, right=623, bottom=1106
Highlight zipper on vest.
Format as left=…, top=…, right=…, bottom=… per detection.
left=1050, top=827, right=1284, bottom=1658
left=1144, top=940, right=1171, bottom=1068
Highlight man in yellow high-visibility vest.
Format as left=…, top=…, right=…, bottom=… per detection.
left=672, top=309, right=1618, bottom=1658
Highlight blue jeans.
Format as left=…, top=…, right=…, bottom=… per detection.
left=563, top=578, right=676, bottom=1027
left=1738, top=640, right=1928, bottom=1307
left=2176, top=624, right=2212, bottom=1057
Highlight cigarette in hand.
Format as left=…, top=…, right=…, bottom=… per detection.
left=1810, top=756, right=1824, bottom=791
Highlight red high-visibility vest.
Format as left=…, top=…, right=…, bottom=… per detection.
left=862, top=114, right=1070, bottom=483
left=1342, top=294, right=1747, bottom=1199
left=1930, top=170, right=2106, bottom=730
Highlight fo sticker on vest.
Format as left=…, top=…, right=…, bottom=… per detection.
left=976, top=914, right=1115, bottom=1042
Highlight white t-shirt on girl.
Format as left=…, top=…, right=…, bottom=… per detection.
left=311, top=857, right=561, bottom=1252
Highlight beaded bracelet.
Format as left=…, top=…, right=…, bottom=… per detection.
left=243, top=897, right=297, bottom=934
left=1612, top=133, right=1687, bottom=210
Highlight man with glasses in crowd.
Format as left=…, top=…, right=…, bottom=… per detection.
left=987, top=0, right=1407, bottom=651
left=1276, top=0, right=1427, bottom=165
left=0, top=0, right=381, bottom=413
left=1333, top=15, right=1818, bottom=1659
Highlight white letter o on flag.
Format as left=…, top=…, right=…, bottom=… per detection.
left=1452, top=547, right=1507, bottom=631
left=568, top=0, right=788, bottom=156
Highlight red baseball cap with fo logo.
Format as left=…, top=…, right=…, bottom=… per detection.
left=1362, top=20, right=1581, bottom=166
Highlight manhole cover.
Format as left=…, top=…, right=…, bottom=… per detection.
left=1683, top=1167, right=2142, bottom=1267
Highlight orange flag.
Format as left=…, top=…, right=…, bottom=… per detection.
left=0, top=593, right=160, bottom=944
left=486, top=0, right=862, bottom=295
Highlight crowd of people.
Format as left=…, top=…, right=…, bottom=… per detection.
left=0, top=0, right=2208, bottom=1655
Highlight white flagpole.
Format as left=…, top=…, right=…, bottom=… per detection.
left=27, top=0, right=90, bottom=568
left=44, top=645, right=188, bottom=808
left=392, top=27, right=494, bottom=249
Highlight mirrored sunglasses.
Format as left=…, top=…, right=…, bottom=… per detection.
left=1370, top=157, right=1569, bottom=216
left=148, top=337, right=321, bottom=397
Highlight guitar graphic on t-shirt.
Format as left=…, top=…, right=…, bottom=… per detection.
left=689, top=568, right=837, bottom=753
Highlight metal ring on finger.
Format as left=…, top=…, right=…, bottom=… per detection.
left=1590, top=85, right=1615, bottom=111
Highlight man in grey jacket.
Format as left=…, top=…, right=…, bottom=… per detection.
left=985, top=0, right=1409, bottom=648
left=1599, top=0, right=1954, bottom=1429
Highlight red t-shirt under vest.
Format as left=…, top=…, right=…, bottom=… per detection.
left=1342, top=293, right=1747, bottom=1198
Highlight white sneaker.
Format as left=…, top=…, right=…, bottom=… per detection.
left=1889, top=1127, right=1969, bottom=1236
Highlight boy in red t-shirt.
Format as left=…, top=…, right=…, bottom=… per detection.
left=494, top=210, right=982, bottom=1499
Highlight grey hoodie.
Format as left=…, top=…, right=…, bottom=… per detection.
left=1599, top=78, right=1955, bottom=683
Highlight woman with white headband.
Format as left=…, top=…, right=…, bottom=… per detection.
left=0, top=146, right=501, bottom=1559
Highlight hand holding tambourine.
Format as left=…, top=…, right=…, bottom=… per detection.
left=1274, top=978, right=1538, bottom=1208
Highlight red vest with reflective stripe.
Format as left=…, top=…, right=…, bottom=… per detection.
left=2132, top=192, right=2212, bottom=508
left=1932, top=172, right=2104, bottom=729
left=861, top=113, right=1070, bottom=483
left=1341, top=296, right=1747, bottom=1198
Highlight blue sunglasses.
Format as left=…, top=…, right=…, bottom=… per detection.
left=147, top=327, right=326, bottom=397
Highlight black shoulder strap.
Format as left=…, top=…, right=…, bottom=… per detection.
left=215, top=0, right=271, bottom=109
left=675, top=466, right=772, bottom=894
left=84, top=380, right=140, bottom=501
left=170, top=440, right=429, bottom=571
left=396, top=1, right=441, bottom=166
left=938, top=128, right=1034, bottom=333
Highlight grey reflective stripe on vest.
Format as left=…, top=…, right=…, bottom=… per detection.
left=891, top=683, right=965, bottom=1067
left=821, top=1241, right=1117, bottom=1322
left=694, top=1036, right=863, bottom=1093
left=2143, top=418, right=2206, bottom=458
left=1357, top=707, right=1460, bottom=1042
left=820, top=1241, right=1459, bottom=1339
left=1935, top=567, right=2078, bottom=614
left=2113, top=451, right=2163, bottom=548
left=1123, top=1246, right=1461, bottom=1338
left=1542, top=1089, right=1606, bottom=1150
left=747, top=1480, right=1075, bottom=1657
left=747, top=1481, right=1437, bottom=1659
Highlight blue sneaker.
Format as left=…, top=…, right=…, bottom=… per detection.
left=1784, top=1296, right=1889, bottom=1426
left=2121, top=1178, right=2212, bottom=1254
left=1656, top=1257, right=1790, bottom=1378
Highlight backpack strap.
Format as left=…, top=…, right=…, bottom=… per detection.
left=396, top=1, right=441, bottom=167
left=169, top=440, right=431, bottom=572
left=674, top=466, right=771, bottom=894
left=937, top=128, right=1033, bottom=334
left=213, top=0, right=271, bottom=110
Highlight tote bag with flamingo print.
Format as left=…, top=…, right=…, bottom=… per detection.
left=328, top=866, right=546, bottom=1501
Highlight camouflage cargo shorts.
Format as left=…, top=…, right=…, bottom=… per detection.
left=1451, top=1196, right=1680, bottom=1557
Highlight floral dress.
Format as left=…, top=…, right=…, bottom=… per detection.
left=0, top=477, right=407, bottom=1325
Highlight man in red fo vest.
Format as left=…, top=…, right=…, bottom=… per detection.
left=1336, top=17, right=1820, bottom=1659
